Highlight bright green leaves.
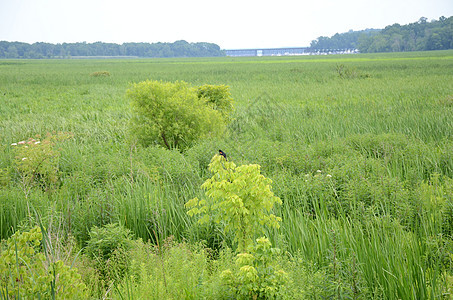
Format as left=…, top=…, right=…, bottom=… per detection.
left=186, top=155, right=288, bottom=297
left=128, top=80, right=234, bottom=150
left=196, top=84, right=234, bottom=122
left=220, top=237, right=289, bottom=299
left=0, top=226, right=87, bottom=299
left=185, top=154, right=282, bottom=253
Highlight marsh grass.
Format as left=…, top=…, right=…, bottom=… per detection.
left=0, top=51, right=452, bottom=298
left=280, top=207, right=445, bottom=299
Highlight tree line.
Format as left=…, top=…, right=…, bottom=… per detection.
left=0, top=40, right=225, bottom=59
left=310, top=16, right=453, bottom=53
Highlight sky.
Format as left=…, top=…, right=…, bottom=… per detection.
left=0, top=0, right=452, bottom=49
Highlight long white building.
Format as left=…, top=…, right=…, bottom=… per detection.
left=224, top=47, right=358, bottom=57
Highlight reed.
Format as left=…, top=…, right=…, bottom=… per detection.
left=0, top=50, right=452, bottom=298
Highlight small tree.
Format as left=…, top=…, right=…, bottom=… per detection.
left=185, top=154, right=282, bottom=253
left=128, top=80, right=232, bottom=150
left=186, top=155, right=288, bottom=299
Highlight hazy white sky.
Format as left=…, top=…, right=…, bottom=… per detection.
left=0, top=0, right=452, bottom=49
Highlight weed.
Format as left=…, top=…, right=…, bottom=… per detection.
left=90, top=71, right=110, bottom=77
left=335, top=64, right=371, bottom=79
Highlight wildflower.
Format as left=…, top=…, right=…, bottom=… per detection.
left=34, top=141, right=41, bottom=144
left=18, top=141, right=26, bottom=145
left=22, top=157, right=27, bottom=161
left=11, top=143, right=17, bottom=146
left=317, top=170, right=322, bottom=173
left=326, top=174, right=332, bottom=178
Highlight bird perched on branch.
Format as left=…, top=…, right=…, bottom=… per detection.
left=219, top=149, right=227, bottom=160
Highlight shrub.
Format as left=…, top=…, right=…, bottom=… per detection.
left=11, top=132, right=72, bottom=195
left=0, top=226, right=87, bottom=299
left=128, top=80, right=231, bottom=150
left=186, top=154, right=282, bottom=252
left=186, top=154, right=289, bottom=298
left=221, top=237, right=289, bottom=299
left=335, top=64, right=370, bottom=79
left=197, top=84, right=234, bottom=121
left=85, top=223, right=135, bottom=283
left=90, top=71, right=110, bottom=77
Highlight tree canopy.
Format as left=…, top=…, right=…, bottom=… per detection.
left=310, top=16, right=453, bottom=53
left=0, top=40, right=224, bottom=59
left=310, top=29, right=380, bottom=50
left=127, top=80, right=233, bottom=150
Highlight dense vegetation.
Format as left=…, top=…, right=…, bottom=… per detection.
left=0, top=51, right=453, bottom=298
left=0, top=40, right=224, bottom=59
left=128, top=81, right=233, bottom=149
left=311, top=16, right=453, bottom=53
left=310, top=29, right=380, bottom=50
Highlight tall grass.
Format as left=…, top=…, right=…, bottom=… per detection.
left=0, top=51, right=452, bottom=298
left=280, top=207, right=445, bottom=299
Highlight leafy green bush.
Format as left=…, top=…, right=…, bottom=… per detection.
left=11, top=132, right=72, bottom=195
left=335, top=64, right=370, bottom=79
left=85, top=223, right=135, bottom=283
left=197, top=84, right=234, bottom=121
left=0, top=226, right=87, bottom=299
left=90, top=71, right=110, bottom=77
left=221, top=237, right=289, bottom=299
left=186, top=154, right=282, bottom=252
left=186, top=154, right=289, bottom=298
left=128, top=80, right=231, bottom=150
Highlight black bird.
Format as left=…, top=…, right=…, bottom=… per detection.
left=219, top=149, right=227, bottom=160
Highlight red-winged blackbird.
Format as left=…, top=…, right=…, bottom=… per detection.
left=219, top=150, right=227, bottom=160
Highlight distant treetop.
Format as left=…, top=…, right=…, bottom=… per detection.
left=310, top=16, right=453, bottom=53
left=0, top=40, right=225, bottom=59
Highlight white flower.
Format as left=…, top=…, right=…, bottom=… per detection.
left=326, top=174, right=332, bottom=178
left=18, top=141, right=26, bottom=145
left=317, top=170, right=322, bottom=173
left=22, top=157, right=27, bottom=161
left=34, top=141, right=41, bottom=144
left=11, top=143, right=17, bottom=146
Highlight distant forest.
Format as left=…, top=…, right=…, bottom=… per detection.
left=0, top=40, right=224, bottom=59
left=311, top=16, right=453, bottom=53
left=1, top=16, right=452, bottom=58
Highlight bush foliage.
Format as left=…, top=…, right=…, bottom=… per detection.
left=85, top=223, right=135, bottom=283
left=128, top=80, right=233, bottom=150
left=0, top=226, right=87, bottom=299
left=186, top=154, right=282, bottom=252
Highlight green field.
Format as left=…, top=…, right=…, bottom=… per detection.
left=1, top=51, right=453, bottom=299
